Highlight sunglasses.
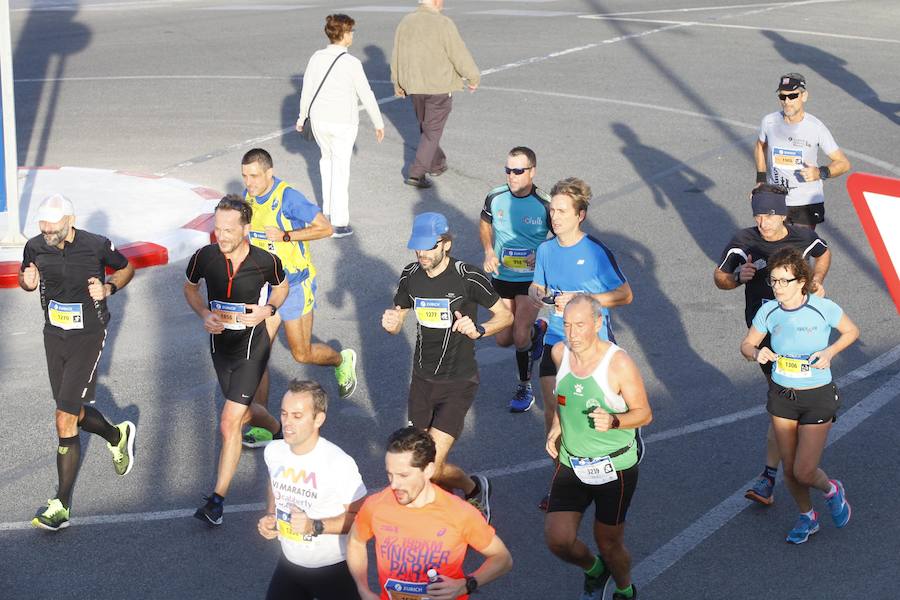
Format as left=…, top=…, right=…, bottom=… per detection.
left=778, top=92, right=802, bottom=101
left=505, top=166, right=533, bottom=175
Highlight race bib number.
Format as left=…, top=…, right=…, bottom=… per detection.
left=570, top=455, right=617, bottom=486
left=501, top=247, right=534, bottom=273
left=383, top=579, right=429, bottom=600
left=275, top=508, right=313, bottom=544
left=772, top=147, right=803, bottom=186
left=775, top=354, right=812, bottom=379
left=414, top=298, right=452, bottom=329
left=48, top=300, right=84, bottom=330
left=249, top=230, right=276, bottom=253
left=210, top=300, right=246, bottom=330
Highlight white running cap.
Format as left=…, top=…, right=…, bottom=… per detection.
left=36, top=194, right=75, bottom=223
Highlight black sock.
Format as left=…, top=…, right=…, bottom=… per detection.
left=763, top=465, right=778, bottom=484
left=78, top=405, right=120, bottom=445
left=515, top=348, right=533, bottom=382
left=211, top=493, right=225, bottom=504
left=56, top=435, right=81, bottom=508
left=466, top=476, right=481, bottom=499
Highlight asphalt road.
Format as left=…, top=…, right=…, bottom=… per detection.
left=3, top=0, right=900, bottom=598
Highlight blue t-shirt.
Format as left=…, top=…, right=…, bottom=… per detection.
left=532, top=235, right=628, bottom=346
left=481, top=184, right=551, bottom=282
left=751, top=295, right=844, bottom=388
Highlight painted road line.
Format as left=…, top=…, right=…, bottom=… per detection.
left=593, top=0, right=843, bottom=17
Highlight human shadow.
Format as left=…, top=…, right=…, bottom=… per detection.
left=280, top=73, right=325, bottom=205
left=762, top=30, right=900, bottom=126
left=612, top=123, right=738, bottom=263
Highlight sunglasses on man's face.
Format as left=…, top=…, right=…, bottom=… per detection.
left=505, top=166, right=533, bottom=175
left=778, top=92, right=802, bottom=101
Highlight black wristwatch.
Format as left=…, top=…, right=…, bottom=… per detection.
left=107, top=282, right=118, bottom=296
left=474, top=324, right=486, bottom=339
left=264, top=303, right=277, bottom=317
left=311, top=519, right=324, bottom=537
left=610, top=414, right=621, bottom=430
left=282, top=231, right=292, bottom=242
left=465, top=575, right=478, bottom=594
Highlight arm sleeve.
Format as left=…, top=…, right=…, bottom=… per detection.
left=298, top=55, right=317, bottom=122
left=802, top=231, right=828, bottom=259
left=750, top=302, right=771, bottom=334
left=822, top=298, right=844, bottom=328
left=281, top=188, right=322, bottom=229
left=393, top=266, right=414, bottom=309
left=532, top=243, right=547, bottom=287
left=442, top=19, right=480, bottom=85
left=353, top=496, right=376, bottom=542
left=267, top=253, right=286, bottom=286
left=185, top=249, right=204, bottom=284
left=818, top=122, right=839, bottom=155
left=101, top=238, right=129, bottom=271
left=718, top=236, right=749, bottom=272
left=461, top=505, right=497, bottom=553
left=758, top=116, right=768, bottom=143
left=464, top=265, right=501, bottom=309
left=352, top=59, right=385, bottom=130
left=21, top=241, right=35, bottom=271
left=480, top=193, right=494, bottom=223
left=594, top=243, right=627, bottom=289
left=338, top=456, right=367, bottom=504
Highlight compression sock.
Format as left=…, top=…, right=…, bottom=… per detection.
left=585, top=555, right=606, bottom=577
left=515, top=348, right=532, bottom=381
left=56, top=435, right=81, bottom=508
left=615, top=585, right=635, bottom=599
left=763, top=465, right=778, bottom=484
left=78, top=405, right=120, bottom=445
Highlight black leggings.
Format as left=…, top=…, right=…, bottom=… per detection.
left=266, top=557, right=361, bottom=600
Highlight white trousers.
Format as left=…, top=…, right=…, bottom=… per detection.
left=312, top=120, right=358, bottom=227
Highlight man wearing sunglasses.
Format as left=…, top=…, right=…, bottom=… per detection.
left=755, top=72, right=851, bottom=229
left=480, top=147, right=553, bottom=413
left=714, top=185, right=831, bottom=507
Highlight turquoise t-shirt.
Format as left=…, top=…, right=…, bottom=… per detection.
left=481, top=184, right=551, bottom=282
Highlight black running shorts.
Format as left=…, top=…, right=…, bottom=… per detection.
left=767, top=381, right=840, bottom=425
left=539, top=344, right=556, bottom=378
left=44, top=329, right=107, bottom=416
left=212, top=351, right=269, bottom=404
left=491, top=278, right=531, bottom=300
left=787, top=203, right=825, bottom=226
left=266, top=557, right=360, bottom=600
left=407, top=373, right=479, bottom=439
left=546, top=462, right=639, bottom=526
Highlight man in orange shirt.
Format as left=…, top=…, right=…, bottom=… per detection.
left=346, top=427, right=512, bottom=600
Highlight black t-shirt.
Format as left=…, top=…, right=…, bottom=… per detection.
left=718, top=225, right=828, bottom=326
left=185, top=243, right=285, bottom=357
left=394, top=258, right=500, bottom=379
left=21, top=228, right=129, bottom=337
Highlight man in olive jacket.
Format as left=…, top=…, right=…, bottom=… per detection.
left=391, top=0, right=480, bottom=189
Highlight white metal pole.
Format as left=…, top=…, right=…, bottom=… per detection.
left=0, top=0, right=25, bottom=245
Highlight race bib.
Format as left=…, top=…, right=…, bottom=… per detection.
left=275, top=508, right=313, bottom=544
left=775, top=354, right=812, bottom=379
left=414, top=298, right=452, bottom=329
left=772, top=147, right=803, bottom=186
left=383, top=579, right=429, bottom=600
left=501, top=247, right=534, bottom=273
left=48, top=300, right=84, bottom=330
left=249, top=230, right=276, bottom=253
left=210, top=300, right=246, bottom=330
left=570, top=455, right=617, bottom=486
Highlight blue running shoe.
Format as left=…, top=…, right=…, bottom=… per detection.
left=509, top=384, right=535, bottom=413
left=786, top=512, right=819, bottom=544
left=825, top=479, right=851, bottom=528
left=530, top=319, right=548, bottom=363
left=745, top=476, right=775, bottom=506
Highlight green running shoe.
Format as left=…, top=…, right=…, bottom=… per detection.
left=242, top=427, right=274, bottom=449
left=335, top=348, right=358, bottom=399
left=108, top=420, right=136, bottom=476
left=32, top=498, right=70, bottom=531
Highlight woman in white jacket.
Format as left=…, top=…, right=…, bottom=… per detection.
left=297, top=14, right=385, bottom=238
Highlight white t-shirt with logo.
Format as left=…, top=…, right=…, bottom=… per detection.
left=758, top=111, right=839, bottom=207
left=264, top=437, right=367, bottom=568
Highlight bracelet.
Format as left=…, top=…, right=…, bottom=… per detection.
left=756, top=171, right=767, bottom=184
left=818, top=166, right=831, bottom=180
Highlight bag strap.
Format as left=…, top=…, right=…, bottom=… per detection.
left=308, top=52, right=346, bottom=112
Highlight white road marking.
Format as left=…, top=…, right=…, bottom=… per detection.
left=469, top=10, right=579, bottom=17
left=594, top=0, right=843, bottom=17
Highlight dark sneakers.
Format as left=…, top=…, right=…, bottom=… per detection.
left=404, top=175, right=432, bottom=189
left=194, top=495, right=224, bottom=526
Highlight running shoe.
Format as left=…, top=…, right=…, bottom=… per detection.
left=612, top=584, right=638, bottom=600
left=331, top=226, right=354, bottom=239
left=242, top=427, right=274, bottom=449
left=580, top=561, right=610, bottom=600
left=194, top=495, right=224, bottom=526
left=32, top=498, right=70, bottom=531
left=745, top=476, right=775, bottom=506
left=825, top=479, right=851, bottom=528
left=335, top=349, right=358, bottom=399
left=530, top=319, right=548, bottom=363
left=468, top=475, right=492, bottom=524
left=538, top=493, right=550, bottom=513
left=785, top=512, right=819, bottom=544
left=108, top=420, right=136, bottom=476
left=509, top=384, right=535, bottom=413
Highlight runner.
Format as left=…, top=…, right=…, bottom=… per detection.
left=241, top=148, right=358, bottom=449
left=346, top=426, right=513, bottom=600
left=715, top=184, right=831, bottom=506
left=184, top=195, right=288, bottom=525
left=257, top=379, right=367, bottom=600
left=741, top=247, right=858, bottom=544
left=20, top=194, right=136, bottom=531
left=382, top=212, right=512, bottom=522
left=545, top=294, right=652, bottom=600
left=480, top=146, right=552, bottom=412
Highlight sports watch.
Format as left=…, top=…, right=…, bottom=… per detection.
left=465, top=575, right=478, bottom=594
left=474, top=324, right=486, bottom=339
left=282, top=231, right=292, bottom=242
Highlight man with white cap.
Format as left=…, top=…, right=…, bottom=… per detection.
left=19, top=194, right=136, bottom=531
left=382, top=212, right=512, bottom=522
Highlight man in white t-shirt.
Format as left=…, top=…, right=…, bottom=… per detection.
left=257, top=379, right=367, bottom=600
left=755, top=72, right=851, bottom=230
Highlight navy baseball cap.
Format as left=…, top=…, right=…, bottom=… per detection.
left=751, top=190, right=787, bottom=216
left=407, top=212, right=449, bottom=250
left=777, top=73, right=806, bottom=91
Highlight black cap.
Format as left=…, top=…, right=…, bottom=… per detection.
left=751, top=190, right=787, bottom=216
left=777, top=73, right=806, bottom=91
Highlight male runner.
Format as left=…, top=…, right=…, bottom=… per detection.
left=241, top=148, right=358, bottom=448
left=184, top=196, right=288, bottom=525
left=755, top=72, right=850, bottom=229
left=257, top=379, right=367, bottom=600
left=714, top=185, right=830, bottom=505
left=480, top=146, right=552, bottom=412
left=382, top=212, right=512, bottom=522
left=20, top=194, right=136, bottom=531
left=545, top=295, right=652, bottom=600
left=346, top=427, right=512, bottom=600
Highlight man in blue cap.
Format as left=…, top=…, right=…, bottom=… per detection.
left=382, top=212, right=512, bottom=522
left=714, top=184, right=831, bottom=507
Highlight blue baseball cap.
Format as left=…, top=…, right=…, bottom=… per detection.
left=407, top=212, right=449, bottom=250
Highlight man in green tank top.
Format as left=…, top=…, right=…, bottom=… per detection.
left=544, top=294, right=652, bottom=600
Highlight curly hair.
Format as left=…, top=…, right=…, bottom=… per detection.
left=768, top=247, right=813, bottom=295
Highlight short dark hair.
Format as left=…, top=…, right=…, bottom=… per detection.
left=386, top=426, right=436, bottom=469
left=325, top=14, right=354, bottom=43
left=768, top=247, right=813, bottom=295
left=508, top=146, right=536, bottom=168
left=215, top=194, right=252, bottom=225
left=242, top=148, right=273, bottom=170
left=287, top=379, right=328, bottom=415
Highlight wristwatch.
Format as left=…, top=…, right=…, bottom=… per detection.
left=264, top=303, right=277, bottom=317
left=282, top=231, right=292, bottom=243
left=610, top=414, right=621, bottom=430
left=107, top=282, right=118, bottom=296
left=465, top=575, right=478, bottom=594
left=474, top=324, right=486, bottom=339
left=311, top=519, right=324, bottom=537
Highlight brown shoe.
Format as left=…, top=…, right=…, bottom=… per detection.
left=404, top=175, right=432, bottom=189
